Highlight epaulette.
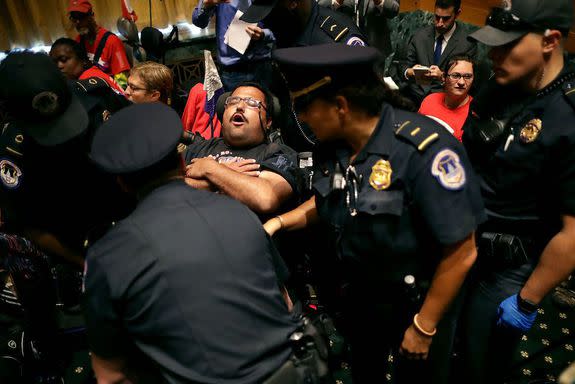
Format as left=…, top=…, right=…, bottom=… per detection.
left=319, top=15, right=350, bottom=42
left=74, top=77, right=110, bottom=94
left=1, top=123, right=25, bottom=158
left=394, top=120, right=439, bottom=152
left=563, top=81, right=575, bottom=111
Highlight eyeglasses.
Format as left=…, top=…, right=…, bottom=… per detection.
left=486, top=7, right=540, bottom=32
left=446, top=73, right=474, bottom=81
left=225, top=96, right=266, bottom=110
left=126, top=83, right=149, bottom=92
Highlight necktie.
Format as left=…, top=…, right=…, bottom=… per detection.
left=434, top=35, right=444, bottom=65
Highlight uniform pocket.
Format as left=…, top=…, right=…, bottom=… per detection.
left=356, top=189, right=404, bottom=216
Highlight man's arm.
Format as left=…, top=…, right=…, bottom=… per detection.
left=400, top=232, right=477, bottom=359
left=186, top=157, right=293, bottom=214
left=192, top=0, right=224, bottom=28
left=520, top=214, right=575, bottom=304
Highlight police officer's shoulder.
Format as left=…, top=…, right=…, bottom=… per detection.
left=395, top=110, right=469, bottom=191
left=393, top=110, right=457, bottom=153
left=74, top=76, right=112, bottom=94
left=72, top=77, right=130, bottom=113
left=317, top=6, right=367, bottom=46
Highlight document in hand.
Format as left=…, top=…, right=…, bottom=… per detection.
left=224, top=10, right=256, bottom=55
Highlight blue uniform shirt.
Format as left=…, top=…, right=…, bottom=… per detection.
left=192, top=0, right=274, bottom=67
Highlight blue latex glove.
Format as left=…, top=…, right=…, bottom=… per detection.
left=496, top=294, right=537, bottom=332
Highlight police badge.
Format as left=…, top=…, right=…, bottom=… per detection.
left=519, top=118, right=542, bottom=143
left=369, top=159, right=392, bottom=190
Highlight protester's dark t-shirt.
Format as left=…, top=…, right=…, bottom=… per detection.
left=184, top=138, right=302, bottom=199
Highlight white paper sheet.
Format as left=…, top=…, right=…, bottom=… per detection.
left=223, top=10, right=256, bottom=55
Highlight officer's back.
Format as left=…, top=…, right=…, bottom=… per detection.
left=85, top=103, right=301, bottom=383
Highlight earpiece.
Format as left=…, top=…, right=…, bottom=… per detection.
left=544, top=29, right=551, bottom=37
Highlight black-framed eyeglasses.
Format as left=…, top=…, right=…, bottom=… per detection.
left=446, top=73, right=474, bottom=81
left=486, top=7, right=540, bottom=32
left=126, top=83, right=149, bottom=92
left=225, top=96, right=266, bottom=110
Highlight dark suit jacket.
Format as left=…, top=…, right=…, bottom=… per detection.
left=402, top=22, right=477, bottom=105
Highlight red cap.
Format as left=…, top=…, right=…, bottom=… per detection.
left=68, top=0, right=92, bottom=13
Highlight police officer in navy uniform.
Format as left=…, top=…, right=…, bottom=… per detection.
left=0, top=52, right=131, bottom=265
left=460, top=1, right=575, bottom=383
left=265, top=44, right=485, bottom=383
left=0, top=52, right=131, bottom=382
left=241, top=0, right=367, bottom=152
left=241, top=0, right=366, bottom=48
left=85, top=102, right=328, bottom=384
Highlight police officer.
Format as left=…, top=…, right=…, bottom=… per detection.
left=241, top=0, right=367, bottom=48
left=0, top=52, right=131, bottom=265
left=86, top=102, right=327, bottom=384
left=460, top=1, right=575, bottom=383
left=266, top=44, right=485, bottom=383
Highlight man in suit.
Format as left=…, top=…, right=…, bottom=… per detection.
left=401, top=0, right=477, bottom=106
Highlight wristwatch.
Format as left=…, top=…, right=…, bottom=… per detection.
left=517, top=294, right=538, bottom=314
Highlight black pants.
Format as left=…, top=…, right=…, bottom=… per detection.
left=459, top=262, right=535, bottom=384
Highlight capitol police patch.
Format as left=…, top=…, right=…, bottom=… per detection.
left=346, top=36, right=366, bottom=46
left=431, top=149, right=466, bottom=190
left=0, top=159, right=22, bottom=189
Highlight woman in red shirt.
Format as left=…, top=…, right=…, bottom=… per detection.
left=49, top=37, right=126, bottom=95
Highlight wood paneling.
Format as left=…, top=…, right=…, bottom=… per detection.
left=400, top=0, right=575, bottom=53
left=0, top=0, right=197, bottom=51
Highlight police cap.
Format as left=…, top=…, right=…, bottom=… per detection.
left=469, top=0, right=574, bottom=47
left=90, top=103, right=182, bottom=174
left=273, top=44, right=380, bottom=100
left=0, top=52, right=89, bottom=146
left=240, top=0, right=278, bottom=23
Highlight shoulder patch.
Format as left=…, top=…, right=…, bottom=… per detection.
left=563, top=81, right=575, bottom=111
left=431, top=149, right=466, bottom=190
left=75, top=77, right=110, bottom=93
left=395, top=120, right=440, bottom=152
left=346, top=36, right=366, bottom=46
left=319, top=15, right=350, bottom=42
left=0, top=158, right=23, bottom=189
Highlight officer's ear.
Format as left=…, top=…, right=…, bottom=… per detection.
left=116, top=176, right=131, bottom=194
left=335, top=95, right=350, bottom=116
left=542, top=29, right=562, bottom=53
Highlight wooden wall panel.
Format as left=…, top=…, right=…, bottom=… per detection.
left=399, top=0, right=575, bottom=52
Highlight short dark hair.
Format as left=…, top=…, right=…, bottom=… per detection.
left=435, top=0, right=460, bottom=11
left=300, top=72, right=415, bottom=117
left=442, top=55, right=475, bottom=75
left=234, top=81, right=275, bottom=121
left=50, top=37, right=90, bottom=65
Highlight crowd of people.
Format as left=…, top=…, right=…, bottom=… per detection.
left=0, top=0, right=574, bottom=383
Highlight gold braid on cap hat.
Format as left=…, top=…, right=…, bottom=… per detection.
left=290, top=76, right=332, bottom=100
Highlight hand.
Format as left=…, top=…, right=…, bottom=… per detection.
left=399, top=324, right=432, bottom=360
left=222, top=159, right=260, bottom=176
left=496, top=294, right=537, bottom=332
left=426, top=65, right=443, bottom=80
left=246, top=25, right=265, bottom=40
left=186, top=157, right=218, bottom=179
left=263, top=217, right=282, bottom=236
left=202, top=0, right=230, bottom=8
